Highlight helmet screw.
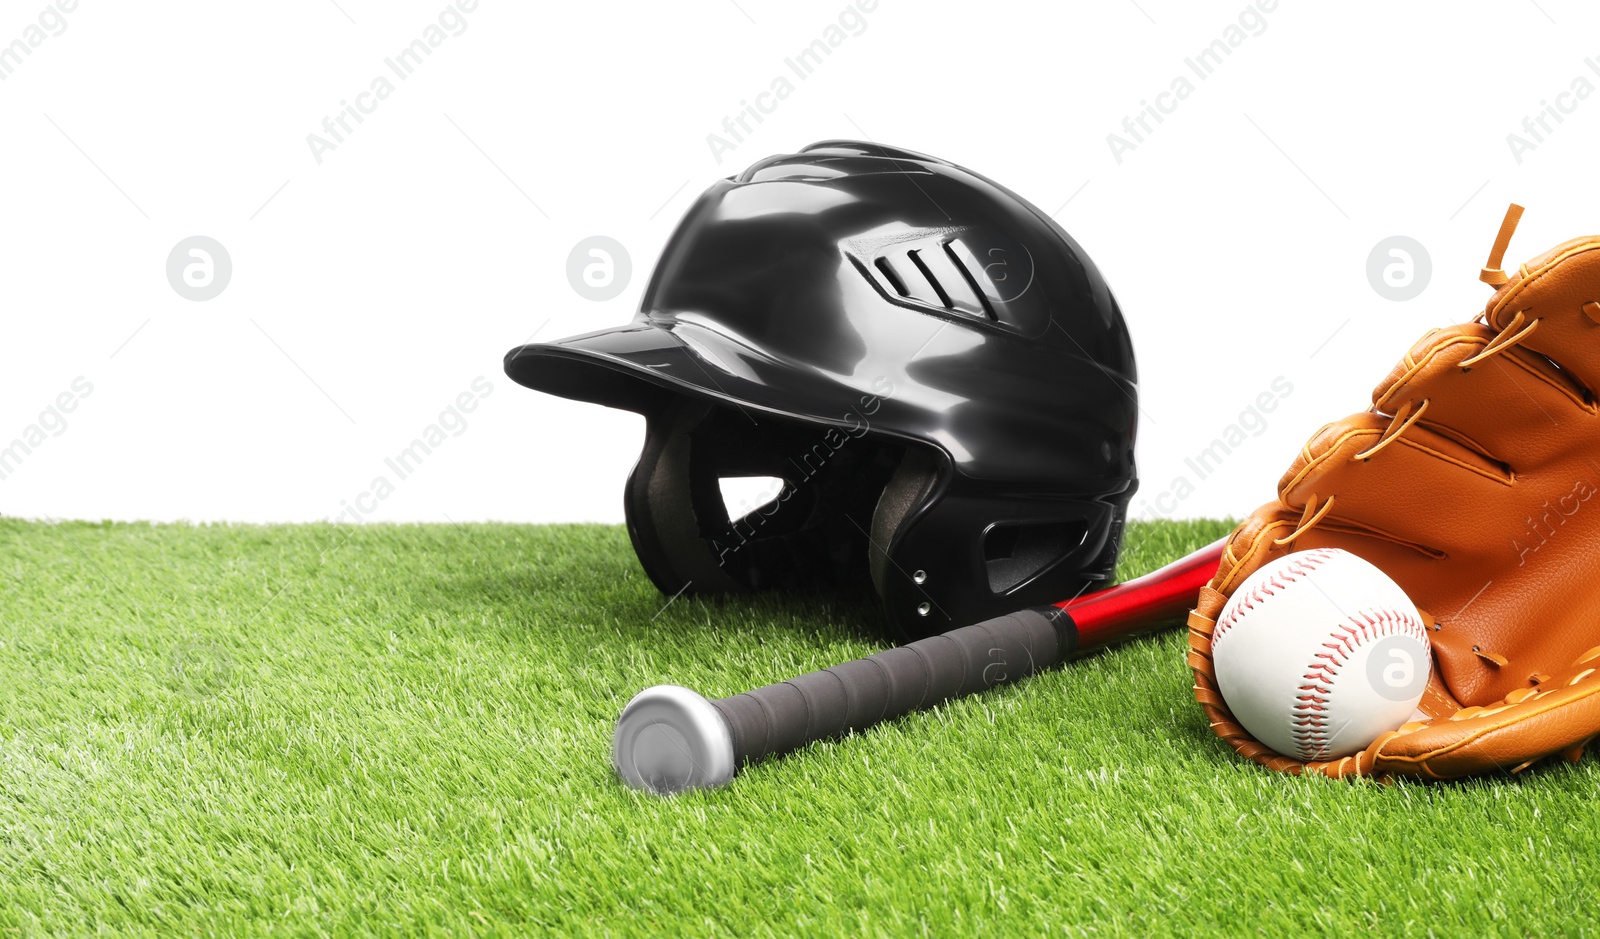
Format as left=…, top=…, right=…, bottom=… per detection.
left=916, top=602, right=931, bottom=616
left=913, top=570, right=927, bottom=584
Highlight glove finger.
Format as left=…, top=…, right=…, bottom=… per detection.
left=1201, top=510, right=1297, bottom=597
left=1276, top=413, right=1515, bottom=561
left=1485, top=236, right=1600, bottom=392
left=1370, top=323, right=1596, bottom=466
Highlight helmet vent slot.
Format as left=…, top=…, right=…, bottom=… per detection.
left=874, top=256, right=907, bottom=296
left=942, top=241, right=998, bottom=320
left=906, top=249, right=953, bottom=309
left=862, top=239, right=994, bottom=321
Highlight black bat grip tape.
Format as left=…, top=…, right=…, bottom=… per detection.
left=709, top=607, right=1076, bottom=766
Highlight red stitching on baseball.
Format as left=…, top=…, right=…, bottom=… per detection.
left=1212, top=548, right=1339, bottom=648
left=1288, top=605, right=1427, bottom=761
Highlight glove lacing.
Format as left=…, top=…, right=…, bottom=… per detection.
left=1479, top=203, right=1526, bottom=287
left=1466, top=202, right=1543, bottom=369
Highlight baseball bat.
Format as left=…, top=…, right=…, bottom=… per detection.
left=613, top=538, right=1226, bottom=794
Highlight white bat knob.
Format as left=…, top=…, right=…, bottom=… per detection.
left=613, top=685, right=736, bottom=795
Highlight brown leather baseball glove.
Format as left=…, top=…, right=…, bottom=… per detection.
left=1189, top=204, right=1600, bottom=778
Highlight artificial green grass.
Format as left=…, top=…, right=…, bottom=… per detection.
left=1, top=518, right=1596, bottom=936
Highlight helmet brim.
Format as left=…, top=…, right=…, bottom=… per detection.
left=504, top=318, right=892, bottom=430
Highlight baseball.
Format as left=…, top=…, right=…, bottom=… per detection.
left=1211, top=548, right=1431, bottom=762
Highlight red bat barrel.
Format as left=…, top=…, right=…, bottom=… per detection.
left=1060, top=540, right=1227, bottom=648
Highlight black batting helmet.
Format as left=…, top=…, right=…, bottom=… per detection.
left=506, top=141, right=1138, bottom=641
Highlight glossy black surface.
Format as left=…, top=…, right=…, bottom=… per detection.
left=506, top=141, right=1139, bottom=639
left=513, top=141, right=1136, bottom=486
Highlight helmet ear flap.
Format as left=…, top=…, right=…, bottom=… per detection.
left=868, top=447, right=944, bottom=600
left=870, top=445, right=1121, bottom=640
left=624, top=400, right=745, bottom=597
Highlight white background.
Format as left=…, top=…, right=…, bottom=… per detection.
left=1, top=0, right=1596, bottom=524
